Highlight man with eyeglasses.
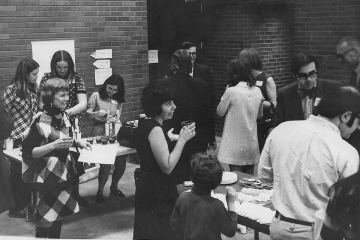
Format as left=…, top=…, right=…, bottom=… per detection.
left=259, top=86, right=360, bottom=240
left=179, top=41, right=215, bottom=105
left=274, top=53, right=339, bottom=127
left=336, top=36, right=360, bottom=88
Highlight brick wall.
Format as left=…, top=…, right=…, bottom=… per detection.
left=293, top=0, right=360, bottom=83
left=0, top=0, right=148, bottom=136
left=202, top=0, right=360, bottom=134
left=203, top=1, right=295, bottom=133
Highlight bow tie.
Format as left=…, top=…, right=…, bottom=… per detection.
left=297, top=87, right=317, bottom=99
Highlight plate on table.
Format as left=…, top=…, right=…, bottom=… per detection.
left=221, top=171, right=237, bottom=185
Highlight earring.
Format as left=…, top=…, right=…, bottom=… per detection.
left=51, top=102, right=53, bottom=107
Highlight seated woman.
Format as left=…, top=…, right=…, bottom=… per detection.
left=22, top=78, right=91, bottom=238
left=133, top=80, right=195, bottom=239
left=86, top=74, right=127, bottom=203
left=320, top=170, right=360, bottom=240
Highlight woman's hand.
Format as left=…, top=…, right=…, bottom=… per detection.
left=96, top=109, right=108, bottom=118
left=76, top=139, right=92, bottom=151
left=167, top=128, right=179, bottom=141
left=52, top=137, right=74, bottom=150
left=179, top=122, right=196, bottom=142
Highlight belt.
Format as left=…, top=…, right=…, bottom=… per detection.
left=275, top=211, right=312, bottom=226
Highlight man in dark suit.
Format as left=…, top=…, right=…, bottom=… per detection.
left=162, top=49, right=215, bottom=184
left=274, top=53, right=340, bottom=127
left=336, top=36, right=360, bottom=153
left=180, top=41, right=215, bottom=105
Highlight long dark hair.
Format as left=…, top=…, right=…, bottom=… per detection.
left=98, top=74, right=125, bottom=103
left=49, top=50, right=75, bottom=79
left=326, top=171, right=360, bottom=237
left=11, top=58, right=39, bottom=99
left=226, top=58, right=255, bottom=87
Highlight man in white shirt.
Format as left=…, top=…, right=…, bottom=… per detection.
left=258, top=86, right=360, bottom=240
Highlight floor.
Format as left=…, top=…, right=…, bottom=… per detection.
left=0, top=137, right=270, bottom=240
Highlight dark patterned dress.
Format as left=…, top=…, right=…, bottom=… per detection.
left=39, top=72, right=86, bottom=130
left=22, top=107, right=79, bottom=222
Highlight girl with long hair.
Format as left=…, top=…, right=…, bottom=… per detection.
left=3, top=58, right=39, bottom=218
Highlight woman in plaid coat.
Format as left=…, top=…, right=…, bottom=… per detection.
left=22, top=78, right=91, bottom=238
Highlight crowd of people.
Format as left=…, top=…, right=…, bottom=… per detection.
left=1, top=36, right=360, bottom=239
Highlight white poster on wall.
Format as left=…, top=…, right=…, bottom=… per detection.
left=31, top=40, right=76, bottom=85
left=95, top=68, right=112, bottom=85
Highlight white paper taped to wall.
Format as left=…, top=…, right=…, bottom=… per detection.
left=95, top=68, right=112, bottom=85
left=31, top=40, right=75, bottom=85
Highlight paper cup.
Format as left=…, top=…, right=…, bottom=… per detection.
left=181, top=120, right=194, bottom=128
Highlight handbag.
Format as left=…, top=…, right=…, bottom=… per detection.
left=117, top=120, right=138, bottom=148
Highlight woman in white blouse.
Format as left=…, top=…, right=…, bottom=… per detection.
left=217, top=58, right=264, bottom=174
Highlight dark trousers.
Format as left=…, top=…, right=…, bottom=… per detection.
left=10, top=160, right=31, bottom=212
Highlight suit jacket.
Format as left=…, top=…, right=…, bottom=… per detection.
left=0, top=99, right=15, bottom=213
left=274, top=79, right=340, bottom=127
left=161, top=73, right=215, bottom=183
left=193, top=63, right=215, bottom=105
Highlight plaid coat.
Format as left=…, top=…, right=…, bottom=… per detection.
left=3, top=83, right=38, bottom=140
left=22, top=109, right=79, bottom=222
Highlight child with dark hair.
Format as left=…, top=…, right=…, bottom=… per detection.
left=170, top=153, right=238, bottom=240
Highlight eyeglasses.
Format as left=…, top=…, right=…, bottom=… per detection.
left=296, top=70, right=318, bottom=81
left=335, top=48, right=355, bottom=60
left=189, top=52, right=196, bottom=56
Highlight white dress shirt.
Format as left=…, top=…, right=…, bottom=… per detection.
left=258, top=115, right=359, bottom=223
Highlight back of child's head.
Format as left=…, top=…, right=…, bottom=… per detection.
left=190, top=153, right=224, bottom=190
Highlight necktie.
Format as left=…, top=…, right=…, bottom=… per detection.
left=297, top=87, right=317, bottom=99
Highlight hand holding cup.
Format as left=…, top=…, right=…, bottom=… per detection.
left=53, top=137, right=73, bottom=150
left=179, top=121, right=196, bottom=142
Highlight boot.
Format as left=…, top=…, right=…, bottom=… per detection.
left=35, top=226, right=49, bottom=238
left=47, top=220, right=62, bottom=239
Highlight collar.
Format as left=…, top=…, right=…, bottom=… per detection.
left=236, top=81, right=248, bottom=88
left=191, top=185, right=212, bottom=196
left=43, top=105, right=63, bottom=116
left=308, top=115, right=340, bottom=136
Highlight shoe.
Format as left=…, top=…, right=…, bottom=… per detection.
left=96, top=194, right=105, bottom=203
left=78, top=196, right=89, bottom=207
left=110, top=189, right=125, bottom=198
left=8, top=209, right=26, bottom=219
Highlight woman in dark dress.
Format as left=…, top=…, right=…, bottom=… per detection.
left=38, top=50, right=89, bottom=206
left=133, top=80, right=195, bottom=239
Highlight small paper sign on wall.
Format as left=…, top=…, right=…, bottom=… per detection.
left=95, top=68, right=112, bottom=85
left=91, top=49, right=112, bottom=59
left=148, top=50, right=158, bottom=63
left=93, top=59, right=110, bottom=69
